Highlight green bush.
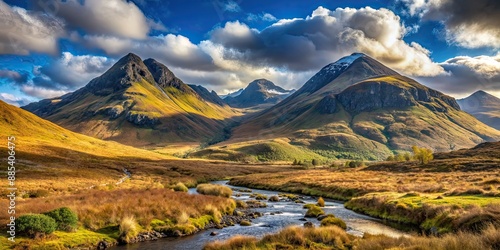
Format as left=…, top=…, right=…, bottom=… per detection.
left=44, top=207, right=78, bottom=232
left=320, top=217, right=347, bottom=229
left=17, top=214, right=57, bottom=238
left=305, top=205, right=325, bottom=218
left=173, top=182, right=189, bottom=192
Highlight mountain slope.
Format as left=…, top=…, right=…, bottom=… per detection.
left=0, top=100, right=166, bottom=160
left=458, top=90, right=500, bottom=130
left=222, top=53, right=500, bottom=160
left=23, top=53, right=238, bottom=147
left=224, top=79, right=295, bottom=108
left=189, top=84, right=227, bottom=106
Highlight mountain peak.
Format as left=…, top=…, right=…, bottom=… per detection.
left=143, top=58, right=194, bottom=93
left=225, top=79, right=294, bottom=108
left=85, top=53, right=154, bottom=95
left=293, top=52, right=398, bottom=96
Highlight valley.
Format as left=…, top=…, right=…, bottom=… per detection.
left=1, top=53, right=499, bottom=250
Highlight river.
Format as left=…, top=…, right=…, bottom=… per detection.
left=112, top=180, right=408, bottom=250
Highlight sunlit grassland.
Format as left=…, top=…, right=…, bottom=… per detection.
left=204, top=225, right=500, bottom=250
left=229, top=167, right=500, bottom=233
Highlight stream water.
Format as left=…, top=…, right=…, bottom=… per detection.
left=112, top=180, right=409, bottom=250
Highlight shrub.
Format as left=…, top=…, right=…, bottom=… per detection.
left=173, top=182, right=189, bottom=192
left=305, top=205, right=325, bottom=217
left=119, top=216, right=139, bottom=243
left=303, top=204, right=316, bottom=209
left=412, top=146, right=434, bottom=164
left=235, top=200, right=248, bottom=208
left=320, top=217, right=347, bottom=229
left=317, top=197, right=325, bottom=207
left=17, top=214, right=57, bottom=238
left=312, top=159, right=319, bottom=166
left=240, top=220, right=252, bottom=226
left=196, top=184, right=232, bottom=198
left=44, top=207, right=78, bottom=232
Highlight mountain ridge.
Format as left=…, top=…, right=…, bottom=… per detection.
left=23, top=53, right=238, bottom=147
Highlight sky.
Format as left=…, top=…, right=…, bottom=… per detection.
left=0, top=0, right=499, bottom=106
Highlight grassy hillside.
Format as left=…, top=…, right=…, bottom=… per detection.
left=190, top=138, right=327, bottom=163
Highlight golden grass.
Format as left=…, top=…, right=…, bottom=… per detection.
left=0, top=188, right=235, bottom=230
left=196, top=183, right=233, bottom=197
left=205, top=225, right=500, bottom=250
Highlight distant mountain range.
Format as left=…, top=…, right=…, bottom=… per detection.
left=19, top=52, right=500, bottom=161
left=224, top=79, right=295, bottom=108
left=23, top=53, right=238, bottom=147
left=458, top=90, right=500, bottom=130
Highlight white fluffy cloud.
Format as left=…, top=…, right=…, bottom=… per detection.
left=52, top=0, right=162, bottom=39
left=418, top=53, right=500, bottom=97
left=0, top=0, right=65, bottom=55
left=399, top=0, right=500, bottom=48
left=83, top=34, right=216, bottom=70
left=39, top=52, right=116, bottom=88
left=204, top=6, right=444, bottom=77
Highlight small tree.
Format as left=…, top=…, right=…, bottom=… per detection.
left=386, top=155, right=395, bottom=161
left=17, top=214, right=57, bottom=238
left=292, top=159, right=298, bottom=165
left=412, top=146, right=434, bottom=164
left=44, top=207, right=78, bottom=232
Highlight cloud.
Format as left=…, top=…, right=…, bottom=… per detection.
left=204, top=6, right=444, bottom=76
left=399, top=0, right=500, bottom=48
left=19, top=84, right=67, bottom=99
left=418, top=53, right=500, bottom=97
left=0, top=69, right=29, bottom=84
left=223, top=1, right=241, bottom=12
left=83, top=34, right=216, bottom=70
left=0, top=93, right=31, bottom=106
left=40, top=0, right=163, bottom=39
left=246, top=12, right=277, bottom=22
left=0, top=0, right=65, bottom=55
left=39, top=52, right=115, bottom=88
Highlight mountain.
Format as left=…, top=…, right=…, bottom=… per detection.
left=221, top=88, right=244, bottom=99
left=212, top=53, right=500, bottom=161
left=189, top=84, right=226, bottom=106
left=457, top=91, right=500, bottom=130
left=0, top=100, right=166, bottom=160
left=224, top=79, right=295, bottom=108
left=23, top=53, right=238, bottom=147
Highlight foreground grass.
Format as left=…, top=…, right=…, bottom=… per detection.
left=0, top=188, right=236, bottom=248
left=228, top=167, right=500, bottom=233
left=205, top=225, right=500, bottom=250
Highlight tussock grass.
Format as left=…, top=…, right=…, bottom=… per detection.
left=119, top=216, right=139, bottom=243
left=196, top=184, right=233, bottom=198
